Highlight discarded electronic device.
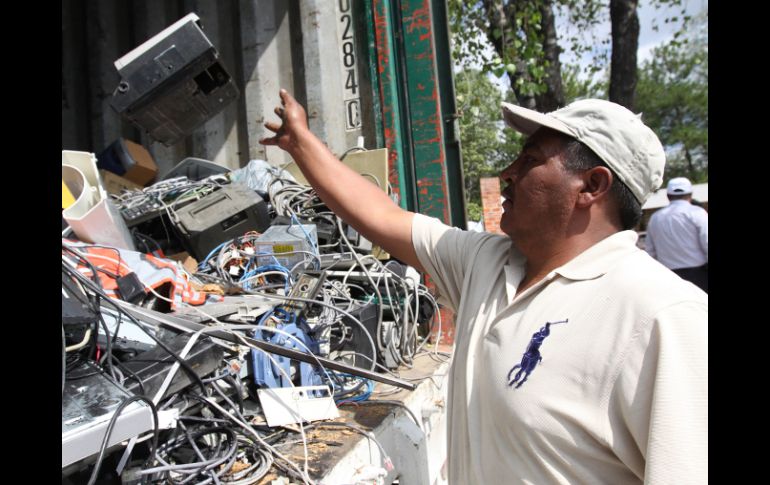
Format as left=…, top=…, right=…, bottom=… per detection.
left=62, top=365, right=154, bottom=469
left=258, top=385, right=339, bottom=427
left=110, top=13, right=239, bottom=145
left=255, top=224, right=319, bottom=270
left=174, top=184, right=270, bottom=260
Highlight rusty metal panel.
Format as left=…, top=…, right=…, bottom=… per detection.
left=398, top=0, right=450, bottom=224
left=430, top=0, right=466, bottom=229
left=366, top=0, right=413, bottom=209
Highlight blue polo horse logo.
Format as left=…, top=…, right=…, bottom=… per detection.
left=507, top=319, right=568, bottom=388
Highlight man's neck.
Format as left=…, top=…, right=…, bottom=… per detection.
left=517, top=246, right=582, bottom=295
left=516, top=228, right=618, bottom=295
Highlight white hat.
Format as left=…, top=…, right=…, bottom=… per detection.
left=501, top=99, right=666, bottom=204
left=666, top=177, right=693, bottom=195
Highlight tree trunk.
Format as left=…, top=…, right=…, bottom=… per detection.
left=684, top=145, right=695, bottom=180
left=480, top=0, right=564, bottom=111
left=534, top=0, right=565, bottom=111
left=481, top=0, right=536, bottom=109
left=609, top=0, right=639, bottom=110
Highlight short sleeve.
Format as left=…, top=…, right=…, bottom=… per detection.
left=609, top=299, right=708, bottom=484
left=411, top=213, right=496, bottom=312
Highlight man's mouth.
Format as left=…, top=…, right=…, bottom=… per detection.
left=501, top=187, right=514, bottom=205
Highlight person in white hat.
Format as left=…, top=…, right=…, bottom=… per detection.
left=261, top=90, right=707, bottom=485
left=645, top=177, right=709, bottom=292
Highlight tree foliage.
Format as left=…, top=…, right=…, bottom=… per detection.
left=561, top=63, right=606, bottom=102
left=635, top=10, right=707, bottom=182
left=449, top=0, right=704, bottom=221
left=448, top=0, right=565, bottom=111
left=455, top=69, right=523, bottom=221
left=448, top=0, right=691, bottom=105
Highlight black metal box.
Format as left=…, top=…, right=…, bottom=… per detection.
left=110, top=13, right=239, bottom=146
left=174, top=184, right=270, bottom=260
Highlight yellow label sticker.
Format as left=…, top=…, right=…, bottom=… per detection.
left=273, top=245, right=294, bottom=254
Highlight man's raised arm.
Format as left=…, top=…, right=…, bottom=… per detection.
left=259, top=89, right=423, bottom=272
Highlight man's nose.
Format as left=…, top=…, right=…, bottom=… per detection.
left=500, top=162, right=517, bottom=183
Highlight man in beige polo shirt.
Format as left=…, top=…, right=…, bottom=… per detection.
left=261, top=89, right=707, bottom=484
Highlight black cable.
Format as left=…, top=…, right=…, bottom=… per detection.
left=111, top=310, right=123, bottom=346
left=62, top=262, right=208, bottom=395
left=86, top=318, right=100, bottom=373
left=111, top=355, right=146, bottom=396
left=86, top=395, right=159, bottom=485
left=177, top=421, right=224, bottom=485
left=62, top=325, right=66, bottom=396
left=62, top=245, right=102, bottom=288
left=223, top=375, right=244, bottom=416
left=97, top=314, right=117, bottom=380
left=152, top=425, right=238, bottom=485
left=133, top=230, right=163, bottom=254
left=87, top=244, right=125, bottom=278
left=61, top=262, right=103, bottom=364
left=132, top=229, right=151, bottom=253
left=207, top=383, right=247, bottom=426
left=93, top=265, right=121, bottom=280
left=333, top=377, right=366, bottom=400
left=178, top=415, right=232, bottom=425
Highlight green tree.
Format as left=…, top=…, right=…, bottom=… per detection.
left=449, top=0, right=565, bottom=111
left=635, top=11, right=707, bottom=182
left=448, top=0, right=690, bottom=111
left=561, top=62, right=607, bottom=103
left=455, top=70, right=523, bottom=222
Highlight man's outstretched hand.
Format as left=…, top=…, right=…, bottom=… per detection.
left=258, top=89, right=309, bottom=153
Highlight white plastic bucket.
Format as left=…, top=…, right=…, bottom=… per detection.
left=61, top=150, right=136, bottom=251
left=62, top=164, right=98, bottom=218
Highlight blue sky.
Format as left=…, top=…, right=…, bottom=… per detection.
left=636, top=0, right=708, bottom=63
left=557, top=0, right=708, bottom=76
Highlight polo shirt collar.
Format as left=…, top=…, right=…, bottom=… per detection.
left=554, top=230, right=639, bottom=281
left=504, top=249, right=527, bottom=301
left=503, top=231, right=639, bottom=301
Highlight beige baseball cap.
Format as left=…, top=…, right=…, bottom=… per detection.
left=501, top=99, right=665, bottom=204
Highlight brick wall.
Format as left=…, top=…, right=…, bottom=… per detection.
left=480, top=177, right=504, bottom=234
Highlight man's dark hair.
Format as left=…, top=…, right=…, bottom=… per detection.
left=561, top=137, right=642, bottom=230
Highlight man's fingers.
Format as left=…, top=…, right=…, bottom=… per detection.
left=279, top=88, right=294, bottom=107
left=264, top=121, right=281, bottom=132
left=262, top=90, right=295, bottom=147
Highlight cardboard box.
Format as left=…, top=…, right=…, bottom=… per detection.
left=99, top=170, right=143, bottom=195
left=97, top=138, right=159, bottom=187
left=167, top=252, right=199, bottom=274
left=120, top=139, right=158, bottom=186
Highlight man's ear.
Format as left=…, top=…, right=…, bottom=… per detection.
left=575, top=166, right=613, bottom=209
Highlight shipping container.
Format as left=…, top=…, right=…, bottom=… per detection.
left=61, top=0, right=466, bottom=229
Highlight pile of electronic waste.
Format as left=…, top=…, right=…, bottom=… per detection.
left=62, top=156, right=442, bottom=484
